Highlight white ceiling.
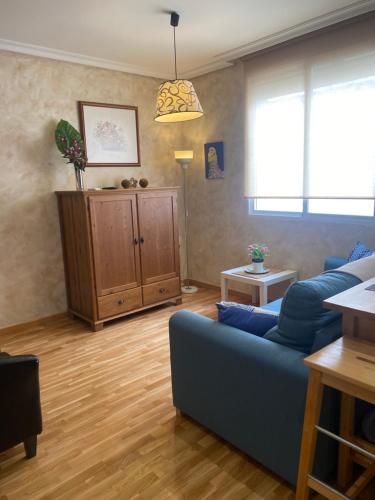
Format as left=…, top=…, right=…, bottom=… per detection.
left=0, top=0, right=374, bottom=79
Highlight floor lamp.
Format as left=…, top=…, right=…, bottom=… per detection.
left=175, top=151, right=198, bottom=294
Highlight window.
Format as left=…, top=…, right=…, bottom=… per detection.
left=246, top=47, right=375, bottom=218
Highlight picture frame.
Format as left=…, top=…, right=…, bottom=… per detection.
left=204, top=141, right=224, bottom=179
left=78, top=101, right=141, bottom=167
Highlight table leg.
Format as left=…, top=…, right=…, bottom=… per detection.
left=338, top=393, right=355, bottom=489
left=250, top=286, right=258, bottom=305
left=296, top=370, right=324, bottom=500
left=221, top=275, right=229, bottom=301
left=259, top=285, right=267, bottom=306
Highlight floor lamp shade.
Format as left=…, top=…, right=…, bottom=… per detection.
left=155, top=80, right=203, bottom=122
left=175, top=150, right=194, bottom=165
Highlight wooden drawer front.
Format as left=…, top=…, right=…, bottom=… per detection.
left=142, top=277, right=180, bottom=306
left=98, top=288, right=143, bottom=319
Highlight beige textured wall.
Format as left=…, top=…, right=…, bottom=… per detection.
left=0, top=50, right=185, bottom=328
left=181, top=62, right=375, bottom=287
left=2, top=45, right=375, bottom=328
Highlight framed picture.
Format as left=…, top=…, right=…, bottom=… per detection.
left=78, top=101, right=140, bottom=167
left=204, top=141, right=224, bottom=179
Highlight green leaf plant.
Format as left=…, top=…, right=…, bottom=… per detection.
left=55, top=119, right=87, bottom=171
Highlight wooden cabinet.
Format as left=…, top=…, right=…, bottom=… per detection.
left=56, top=188, right=181, bottom=331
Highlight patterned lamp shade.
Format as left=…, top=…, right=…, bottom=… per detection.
left=154, top=79, right=203, bottom=122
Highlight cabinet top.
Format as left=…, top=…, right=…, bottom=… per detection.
left=55, top=187, right=180, bottom=196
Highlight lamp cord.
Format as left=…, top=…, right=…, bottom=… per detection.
left=173, top=25, right=178, bottom=80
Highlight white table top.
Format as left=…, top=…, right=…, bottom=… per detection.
left=221, top=266, right=298, bottom=285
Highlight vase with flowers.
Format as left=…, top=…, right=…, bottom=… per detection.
left=55, top=119, right=87, bottom=190
left=248, top=243, right=270, bottom=273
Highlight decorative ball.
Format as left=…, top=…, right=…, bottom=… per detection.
left=129, top=177, right=138, bottom=188
left=139, top=178, right=149, bottom=188
left=121, top=179, right=131, bottom=189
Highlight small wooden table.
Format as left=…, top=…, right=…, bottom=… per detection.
left=220, top=266, right=298, bottom=306
left=296, top=279, right=375, bottom=499
left=324, top=277, right=375, bottom=343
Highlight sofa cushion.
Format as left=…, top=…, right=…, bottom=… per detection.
left=324, top=256, right=347, bottom=271
left=348, top=241, right=373, bottom=262
left=216, top=302, right=278, bottom=337
left=264, top=271, right=361, bottom=353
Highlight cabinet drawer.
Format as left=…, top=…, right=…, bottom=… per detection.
left=142, top=277, right=181, bottom=306
left=97, top=288, right=143, bottom=319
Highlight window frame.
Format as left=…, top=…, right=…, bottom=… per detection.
left=249, top=198, right=375, bottom=223
left=246, top=52, right=375, bottom=220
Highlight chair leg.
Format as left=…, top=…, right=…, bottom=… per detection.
left=24, top=435, right=37, bottom=458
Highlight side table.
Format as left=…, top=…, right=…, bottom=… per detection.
left=220, top=266, right=298, bottom=306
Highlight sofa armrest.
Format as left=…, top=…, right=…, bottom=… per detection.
left=169, top=311, right=308, bottom=483
left=324, top=256, right=347, bottom=271
left=169, top=311, right=309, bottom=418
left=170, top=310, right=308, bottom=384
left=0, top=355, right=42, bottom=452
left=169, top=310, right=339, bottom=485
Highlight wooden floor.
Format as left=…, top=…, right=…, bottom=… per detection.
left=0, top=288, right=373, bottom=499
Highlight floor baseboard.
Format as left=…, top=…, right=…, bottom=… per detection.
left=183, top=279, right=252, bottom=303
left=1, top=279, right=254, bottom=335
left=0, top=312, right=68, bottom=335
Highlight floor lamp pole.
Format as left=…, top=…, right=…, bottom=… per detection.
left=177, top=156, right=198, bottom=294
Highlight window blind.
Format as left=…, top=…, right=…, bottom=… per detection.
left=244, top=15, right=375, bottom=200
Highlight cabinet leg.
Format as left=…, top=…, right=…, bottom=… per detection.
left=93, top=322, right=104, bottom=332
left=338, top=394, right=355, bottom=489
left=24, top=435, right=37, bottom=458
left=175, top=298, right=182, bottom=305
left=296, top=370, right=324, bottom=500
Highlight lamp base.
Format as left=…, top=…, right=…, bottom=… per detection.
left=181, top=285, right=198, bottom=294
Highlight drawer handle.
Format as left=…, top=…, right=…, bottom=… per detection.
left=159, top=288, right=169, bottom=294
left=117, top=299, right=125, bottom=305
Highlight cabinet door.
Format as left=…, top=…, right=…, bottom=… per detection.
left=89, top=194, right=141, bottom=296
left=137, top=191, right=180, bottom=285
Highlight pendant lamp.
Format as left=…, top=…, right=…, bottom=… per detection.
left=155, top=12, right=203, bottom=123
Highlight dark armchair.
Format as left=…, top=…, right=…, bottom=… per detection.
left=0, top=352, right=42, bottom=458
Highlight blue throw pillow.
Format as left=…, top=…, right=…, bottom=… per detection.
left=216, top=302, right=278, bottom=337
left=348, top=241, right=373, bottom=262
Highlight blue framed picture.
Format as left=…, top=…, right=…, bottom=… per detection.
left=204, top=141, right=224, bottom=179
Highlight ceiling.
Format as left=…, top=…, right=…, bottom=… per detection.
left=0, top=0, right=374, bottom=79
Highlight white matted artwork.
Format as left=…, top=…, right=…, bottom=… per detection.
left=78, top=101, right=140, bottom=166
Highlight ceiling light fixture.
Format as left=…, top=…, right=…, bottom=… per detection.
left=154, top=12, right=203, bottom=123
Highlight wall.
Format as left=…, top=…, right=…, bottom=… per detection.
left=181, top=61, right=375, bottom=287
left=2, top=32, right=375, bottom=328
left=0, top=50, right=185, bottom=328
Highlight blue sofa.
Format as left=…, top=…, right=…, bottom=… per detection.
left=169, top=256, right=355, bottom=485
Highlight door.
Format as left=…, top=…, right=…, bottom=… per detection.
left=89, top=194, right=141, bottom=296
left=137, top=191, right=180, bottom=285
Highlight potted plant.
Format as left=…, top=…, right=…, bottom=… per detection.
left=248, top=243, right=270, bottom=273
left=55, top=120, right=87, bottom=190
